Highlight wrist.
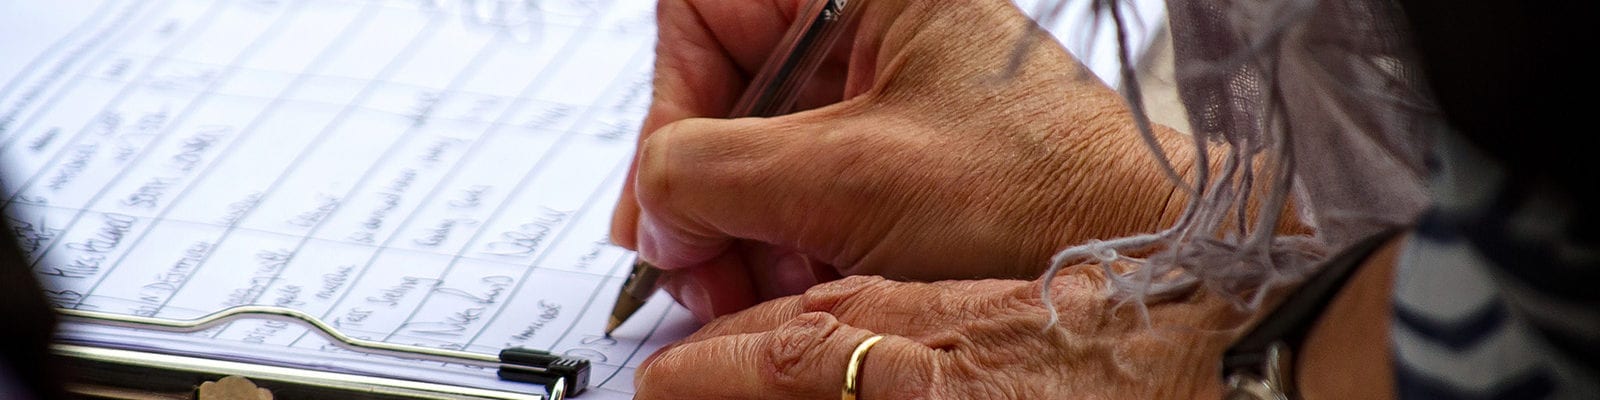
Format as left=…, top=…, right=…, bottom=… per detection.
left=1034, top=111, right=1198, bottom=255
left=1295, top=236, right=1400, bottom=400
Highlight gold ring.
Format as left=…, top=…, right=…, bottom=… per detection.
left=842, top=335, right=885, bottom=400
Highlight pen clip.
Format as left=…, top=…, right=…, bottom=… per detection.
left=825, top=0, right=847, bottom=15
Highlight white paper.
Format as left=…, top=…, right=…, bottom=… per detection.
left=1014, top=0, right=1169, bottom=89
left=2, top=0, right=1166, bottom=398
left=1, top=0, right=688, bottom=397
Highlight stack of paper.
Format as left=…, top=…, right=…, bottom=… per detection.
left=1, top=0, right=1166, bottom=397
left=2, top=0, right=691, bottom=397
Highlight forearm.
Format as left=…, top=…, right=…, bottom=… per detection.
left=1297, top=235, right=1400, bottom=400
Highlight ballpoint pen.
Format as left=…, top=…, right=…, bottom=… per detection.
left=606, top=0, right=861, bottom=335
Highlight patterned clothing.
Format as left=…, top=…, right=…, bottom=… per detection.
left=1394, top=133, right=1599, bottom=399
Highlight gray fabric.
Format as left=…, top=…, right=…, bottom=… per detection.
left=1036, top=0, right=1435, bottom=316
left=1025, top=0, right=1596, bottom=397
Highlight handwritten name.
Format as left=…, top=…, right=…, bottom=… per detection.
left=590, top=119, right=630, bottom=141
left=114, top=110, right=169, bottom=162
left=366, top=276, right=440, bottom=308
left=121, top=176, right=178, bottom=208
left=315, top=264, right=355, bottom=300
left=484, top=207, right=570, bottom=257
left=219, top=192, right=262, bottom=226
left=407, top=91, right=440, bottom=126
left=412, top=218, right=476, bottom=247
left=223, top=248, right=292, bottom=307
left=288, top=194, right=339, bottom=228
left=403, top=307, right=484, bottom=338
left=523, top=104, right=575, bottom=130
left=349, top=169, right=417, bottom=244
left=137, top=241, right=211, bottom=305
left=169, top=126, right=227, bottom=172
left=272, top=284, right=303, bottom=308
left=242, top=320, right=290, bottom=344
left=42, top=289, right=86, bottom=309
left=41, top=213, right=137, bottom=279
left=333, top=307, right=372, bottom=329
left=611, top=71, right=651, bottom=112
left=419, top=138, right=464, bottom=164
left=571, top=238, right=610, bottom=271
left=101, top=57, right=133, bottom=80
left=448, top=185, right=489, bottom=209
left=7, top=216, right=61, bottom=257
left=89, top=112, right=122, bottom=138
left=510, top=300, right=561, bottom=343
left=46, top=143, right=99, bottom=191
left=27, top=128, right=59, bottom=152
left=434, top=275, right=513, bottom=305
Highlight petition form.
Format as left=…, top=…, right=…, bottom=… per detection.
left=1, top=0, right=1166, bottom=397
left=0, top=0, right=694, bottom=397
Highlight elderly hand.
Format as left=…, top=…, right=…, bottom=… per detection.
left=610, top=0, right=1195, bottom=321
left=634, top=274, right=1243, bottom=399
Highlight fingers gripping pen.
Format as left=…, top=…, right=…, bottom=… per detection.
left=606, top=0, right=860, bottom=335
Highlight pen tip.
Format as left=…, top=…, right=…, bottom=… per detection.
left=605, top=316, right=621, bottom=336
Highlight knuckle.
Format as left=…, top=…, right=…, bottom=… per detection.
left=764, top=312, right=842, bottom=389
left=634, top=122, right=685, bottom=209
left=636, top=118, right=774, bottom=208
left=939, top=350, right=1023, bottom=399
left=798, top=275, right=889, bottom=313
left=872, top=338, right=943, bottom=400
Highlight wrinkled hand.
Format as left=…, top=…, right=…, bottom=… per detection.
left=634, top=274, right=1244, bottom=399
left=610, top=0, right=1193, bottom=320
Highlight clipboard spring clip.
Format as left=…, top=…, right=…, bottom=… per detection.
left=57, top=306, right=592, bottom=397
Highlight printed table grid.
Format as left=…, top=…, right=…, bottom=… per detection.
left=1, top=0, right=676, bottom=397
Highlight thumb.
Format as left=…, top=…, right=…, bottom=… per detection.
left=631, top=114, right=853, bottom=270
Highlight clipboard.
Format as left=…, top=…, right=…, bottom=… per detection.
left=52, top=306, right=589, bottom=399
left=55, top=344, right=557, bottom=400
left=0, top=1, right=671, bottom=398
left=9, top=235, right=586, bottom=399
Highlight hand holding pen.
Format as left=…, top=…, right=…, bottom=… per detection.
left=608, top=0, right=1186, bottom=326
left=608, top=0, right=863, bottom=330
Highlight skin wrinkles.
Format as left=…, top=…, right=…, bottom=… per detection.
left=619, top=0, right=1293, bottom=398
left=638, top=270, right=1248, bottom=397
left=765, top=313, right=842, bottom=386
left=652, top=0, right=1190, bottom=300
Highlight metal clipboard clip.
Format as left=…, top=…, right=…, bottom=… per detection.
left=56, top=306, right=591, bottom=399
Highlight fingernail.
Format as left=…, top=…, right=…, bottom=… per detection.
left=771, top=253, right=818, bottom=295
left=635, top=213, right=665, bottom=264
left=636, top=213, right=693, bottom=270
left=676, top=278, right=714, bottom=323
left=637, top=213, right=715, bottom=270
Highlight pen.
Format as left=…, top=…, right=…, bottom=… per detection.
left=607, top=0, right=861, bottom=335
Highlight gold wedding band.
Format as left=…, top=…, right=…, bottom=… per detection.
left=842, top=335, right=885, bottom=400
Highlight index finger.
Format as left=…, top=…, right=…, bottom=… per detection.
left=611, top=0, right=815, bottom=250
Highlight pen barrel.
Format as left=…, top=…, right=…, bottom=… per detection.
left=730, top=0, right=859, bottom=118
left=608, top=0, right=862, bottom=333
left=620, top=261, right=665, bottom=300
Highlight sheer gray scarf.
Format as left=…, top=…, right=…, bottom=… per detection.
left=1028, top=0, right=1439, bottom=325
